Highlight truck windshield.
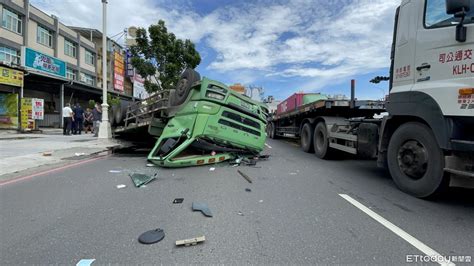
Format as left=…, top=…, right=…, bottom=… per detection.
left=425, top=0, right=474, bottom=28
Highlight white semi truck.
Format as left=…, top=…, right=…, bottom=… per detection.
left=267, top=0, right=474, bottom=198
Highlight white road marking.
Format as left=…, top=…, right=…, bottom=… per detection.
left=265, top=143, right=272, bottom=149
left=76, top=259, right=95, bottom=266
left=339, top=194, right=454, bottom=266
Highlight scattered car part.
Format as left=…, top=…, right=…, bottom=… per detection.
left=173, top=198, right=184, bottom=204
left=237, top=170, right=253, bottom=183
left=116, top=184, right=126, bottom=189
left=138, top=228, right=165, bottom=244
left=109, top=170, right=121, bottom=173
left=192, top=202, right=213, bottom=217
left=130, top=173, right=156, bottom=187
left=175, top=236, right=205, bottom=247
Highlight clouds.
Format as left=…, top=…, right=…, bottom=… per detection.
left=31, top=0, right=399, bottom=95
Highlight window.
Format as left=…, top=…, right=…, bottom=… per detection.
left=2, top=8, right=22, bottom=34
left=64, top=39, right=76, bottom=58
left=85, top=50, right=94, bottom=66
left=81, top=73, right=95, bottom=86
left=66, top=67, right=76, bottom=80
left=425, top=0, right=474, bottom=28
left=0, top=46, right=20, bottom=64
left=37, top=25, right=53, bottom=47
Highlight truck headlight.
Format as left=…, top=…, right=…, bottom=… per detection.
left=206, top=92, right=225, bottom=100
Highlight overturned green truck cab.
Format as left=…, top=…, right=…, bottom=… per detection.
left=147, top=74, right=268, bottom=167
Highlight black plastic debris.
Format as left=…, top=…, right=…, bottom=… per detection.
left=238, top=170, right=253, bottom=183
left=130, top=173, right=156, bottom=187
left=245, top=188, right=252, bottom=192
left=192, top=202, right=213, bottom=217
left=138, top=228, right=165, bottom=244
left=173, top=198, right=184, bottom=204
left=256, top=154, right=270, bottom=160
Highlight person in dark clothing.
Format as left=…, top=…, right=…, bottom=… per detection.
left=92, top=103, right=102, bottom=137
left=84, top=108, right=93, bottom=134
left=73, top=103, right=85, bottom=135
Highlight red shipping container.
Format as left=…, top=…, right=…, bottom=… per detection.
left=277, top=93, right=304, bottom=115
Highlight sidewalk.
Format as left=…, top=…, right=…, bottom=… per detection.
left=0, top=128, right=124, bottom=180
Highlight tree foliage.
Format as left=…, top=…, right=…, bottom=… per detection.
left=130, top=20, right=201, bottom=93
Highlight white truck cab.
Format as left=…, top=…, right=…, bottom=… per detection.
left=380, top=0, right=474, bottom=197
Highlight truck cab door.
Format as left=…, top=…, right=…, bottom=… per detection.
left=391, top=0, right=418, bottom=94
left=414, top=0, right=474, bottom=116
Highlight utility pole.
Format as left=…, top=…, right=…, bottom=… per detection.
left=99, top=0, right=112, bottom=139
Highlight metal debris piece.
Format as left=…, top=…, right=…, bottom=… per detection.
left=237, top=170, right=253, bottom=183
left=109, top=170, right=121, bottom=173
left=265, top=143, right=272, bottom=149
left=209, top=167, right=215, bottom=171
left=75, top=152, right=86, bottom=156
left=138, top=228, right=165, bottom=244
left=146, top=163, right=154, bottom=167
left=116, top=184, right=126, bottom=189
left=173, top=198, right=184, bottom=204
left=192, top=202, right=213, bottom=217
left=176, top=236, right=205, bottom=246
left=130, top=173, right=156, bottom=187
left=42, top=152, right=52, bottom=156
left=245, top=188, right=252, bottom=192
left=257, top=154, right=270, bottom=160
left=237, top=211, right=244, bottom=216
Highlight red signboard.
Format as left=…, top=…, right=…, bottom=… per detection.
left=114, top=51, right=124, bottom=91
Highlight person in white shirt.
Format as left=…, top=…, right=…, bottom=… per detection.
left=62, top=103, right=74, bottom=135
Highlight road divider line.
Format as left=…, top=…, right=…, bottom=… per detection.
left=0, top=155, right=108, bottom=187
left=338, top=194, right=454, bottom=266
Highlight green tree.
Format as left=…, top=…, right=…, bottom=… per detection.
left=130, top=20, right=201, bottom=93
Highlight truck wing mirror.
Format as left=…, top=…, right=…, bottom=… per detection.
left=446, top=0, right=471, bottom=42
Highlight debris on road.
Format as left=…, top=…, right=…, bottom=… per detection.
left=265, top=143, right=272, bottom=149
left=237, top=211, right=244, bottom=216
left=289, top=172, right=297, bottom=175
left=256, top=154, right=270, bottom=160
left=173, top=198, right=184, bottom=204
left=209, top=167, right=215, bottom=171
left=259, top=200, right=263, bottom=203
left=192, top=202, right=213, bottom=217
left=245, top=188, right=252, bottom=192
left=42, top=152, right=52, bottom=156
left=75, top=152, right=86, bottom=156
left=116, top=184, right=126, bottom=189
left=238, top=170, right=253, bottom=183
left=109, top=170, right=121, bottom=173
left=76, top=259, right=96, bottom=266
left=146, top=163, right=154, bottom=167
left=130, top=173, right=156, bottom=187
left=138, top=228, right=165, bottom=244
left=176, top=236, right=205, bottom=247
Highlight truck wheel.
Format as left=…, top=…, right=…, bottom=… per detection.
left=301, top=123, right=314, bottom=153
left=313, top=122, right=332, bottom=159
left=171, top=68, right=200, bottom=106
left=387, top=122, right=449, bottom=198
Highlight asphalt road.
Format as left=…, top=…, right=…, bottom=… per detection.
left=1, top=139, right=473, bottom=265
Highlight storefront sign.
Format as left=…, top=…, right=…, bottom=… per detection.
left=125, top=50, right=134, bottom=77
left=0, top=93, right=19, bottom=129
left=32, top=98, right=44, bottom=120
left=22, top=47, right=66, bottom=78
left=21, top=97, right=34, bottom=130
left=133, top=73, right=148, bottom=99
left=0, top=66, right=24, bottom=87
left=114, top=51, right=124, bottom=91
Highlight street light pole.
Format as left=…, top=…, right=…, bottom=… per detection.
left=99, top=0, right=112, bottom=139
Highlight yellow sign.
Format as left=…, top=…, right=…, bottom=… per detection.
left=0, top=66, right=24, bottom=87
left=0, top=93, right=19, bottom=129
left=21, top=98, right=34, bottom=130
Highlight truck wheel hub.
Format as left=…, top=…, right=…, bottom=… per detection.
left=397, top=140, right=428, bottom=180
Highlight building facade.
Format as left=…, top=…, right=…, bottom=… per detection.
left=0, top=0, right=104, bottom=128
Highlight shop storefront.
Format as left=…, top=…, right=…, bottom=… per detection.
left=0, top=65, right=24, bottom=130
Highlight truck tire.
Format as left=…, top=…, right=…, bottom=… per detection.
left=313, top=122, right=332, bottom=159
left=301, top=123, right=314, bottom=153
left=171, top=68, right=200, bottom=106
left=387, top=122, right=449, bottom=198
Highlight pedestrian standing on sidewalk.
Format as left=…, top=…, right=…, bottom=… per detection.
left=84, top=108, right=93, bottom=134
left=62, top=103, right=73, bottom=135
left=73, top=103, right=84, bottom=135
left=92, top=103, right=102, bottom=137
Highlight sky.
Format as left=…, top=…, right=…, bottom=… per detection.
left=30, top=0, right=400, bottom=101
